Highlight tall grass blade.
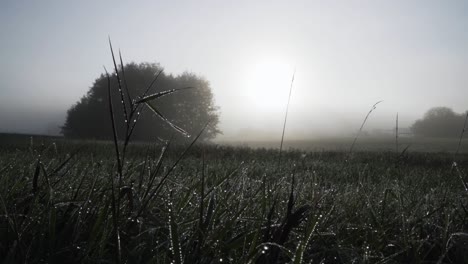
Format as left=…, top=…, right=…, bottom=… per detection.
left=118, top=50, right=132, bottom=110
left=108, top=38, right=129, bottom=124
left=104, top=67, right=122, bottom=175
left=349, top=100, right=383, bottom=153
left=104, top=67, right=122, bottom=264
left=292, top=222, right=316, bottom=264
left=278, top=69, right=296, bottom=169
left=126, top=103, right=144, bottom=143
left=168, top=194, right=183, bottom=264
left=199, top=153, right=205, bottom=231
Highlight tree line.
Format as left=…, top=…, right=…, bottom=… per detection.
left=411, top=107, right=467, bottom=138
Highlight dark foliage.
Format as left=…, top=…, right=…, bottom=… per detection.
left=411, top=107, right=467, bottom=138
left=62, top=62, right=221, bottom=142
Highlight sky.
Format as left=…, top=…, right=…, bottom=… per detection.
left=1, top=0, right=468, bottom=140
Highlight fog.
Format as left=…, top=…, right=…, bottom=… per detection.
left=1, top=0, right=468, bottom=141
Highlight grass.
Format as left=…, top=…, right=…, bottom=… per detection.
left=1, top=135, right=468, bottom=263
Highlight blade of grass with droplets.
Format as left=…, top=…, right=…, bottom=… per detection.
left=247, top=176, right=268, bottom=260
left=109, top=38, right=129, bottom=124
left=136, top=138, right=172, bottom=218
left=202, top=193, right=216, bottom=231
left=199, top=152, right=205, bottom=234
left=125, top=103, right=145, bottom=143
left=141, top=69, right=164, bottom=99
left=105, top=67, right=122, bottom=264
left=145, top=101, right=190, bottom=137
left=293, top=205, right=333, bottom=264
left=118, top=50, right=133, bottom=110
left=168, top=192, right=183, bottom=264
left=136, top=87, right=195, bottom=104
left=104, top=67, right=122, bottom=175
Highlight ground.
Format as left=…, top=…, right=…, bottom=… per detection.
left=0, top=133, right=467, bottom=263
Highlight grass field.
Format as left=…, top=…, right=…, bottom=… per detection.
left=1, top=133, right=468, bottom=263
left=216, top=136, right=468, bottom=153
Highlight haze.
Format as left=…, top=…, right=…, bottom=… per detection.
left=1, top=0, right=468, bottom=142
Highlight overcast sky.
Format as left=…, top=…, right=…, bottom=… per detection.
left=1, top=0, right=468, bottom=139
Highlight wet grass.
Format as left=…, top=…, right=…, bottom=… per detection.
left=1, top=135, right=467, bottom=263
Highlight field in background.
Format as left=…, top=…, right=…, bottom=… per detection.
left=3, top=133, right=467, bottom=153
left=1, top=133, right=468, bottom=263
left=218, top=136, right=467, bottom=153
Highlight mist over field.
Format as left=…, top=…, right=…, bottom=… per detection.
left=1, top=0, right=468, bottom=143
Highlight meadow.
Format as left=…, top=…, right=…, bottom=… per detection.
left=1, top=133, right=467, bottom=263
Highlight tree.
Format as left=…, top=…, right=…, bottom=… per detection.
left=62, top=62, right=221, bottom=142
left=411, top=107, right=467, bottom=137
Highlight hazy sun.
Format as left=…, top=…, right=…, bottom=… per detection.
left=243, top=57, right=295, bottom=113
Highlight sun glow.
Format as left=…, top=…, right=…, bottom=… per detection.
left=242, top=57, right=295, bottom=113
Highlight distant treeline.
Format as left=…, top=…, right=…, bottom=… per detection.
left=411, top=107, right=468, bottom=138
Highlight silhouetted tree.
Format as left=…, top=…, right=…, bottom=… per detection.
left=62, top=62, right=221, bottom=142
left=411, top=107, right=467, bottom=137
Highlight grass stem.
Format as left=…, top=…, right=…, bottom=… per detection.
left=278, top=69, right=296, bottom=169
